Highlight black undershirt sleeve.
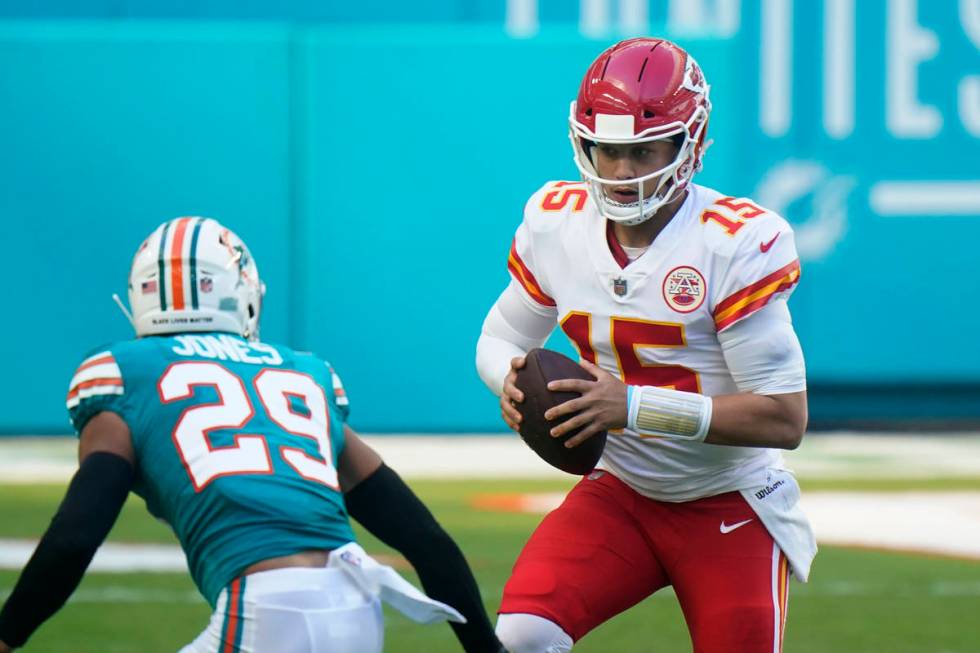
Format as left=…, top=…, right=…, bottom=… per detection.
left=344, top=464, right=504, bottom=653
left=0, top=452, right=135, bottom=649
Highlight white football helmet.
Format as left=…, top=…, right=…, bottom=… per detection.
left=128, top=217, right=265, bottom=339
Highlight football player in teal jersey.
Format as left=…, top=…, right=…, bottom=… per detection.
left=0, top=218, right=505, bottom=653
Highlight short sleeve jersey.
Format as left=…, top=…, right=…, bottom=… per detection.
left=508, top=181, right=803, bottom=501
left=65, top=332, right=355, bottom=606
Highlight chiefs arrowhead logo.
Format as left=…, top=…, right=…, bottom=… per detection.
left=662, top=266, right=706, bottom=313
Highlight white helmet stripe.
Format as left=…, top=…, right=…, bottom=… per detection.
left=156, top=220, right=171, bottom=310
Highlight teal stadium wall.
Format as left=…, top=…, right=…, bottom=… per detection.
left=1, top=2, right=978, bottom=432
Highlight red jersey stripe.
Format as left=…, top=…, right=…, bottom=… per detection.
left=66, top=377, right=123, bottom=400
left=222, top=579, right=242, bottom=653
left=507, top=240, right=556, bottom=307
left=73, top=354, right=115, bottom=376
left=605, top=220, right=631, bottom=269
left=714, top=270, right=800, bottom=331
left=713, top=259, right=801, bottom=317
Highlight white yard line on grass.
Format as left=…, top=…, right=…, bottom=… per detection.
left=4, top=433, right=980, bottom=481
left=1, top=491, right=978, bottom=571
left=803, top=491, right=980, bottom=560
left=1, top=434, right=978, bottom=565
left=370, top=432, right=980, bottom=479
left=470, top=490, right=980, bottom=561
left=3, top=581, right=980, bottom=605
left=0, top=540, right=187, bottom=573
left=0, top=586, right=201, bottom=604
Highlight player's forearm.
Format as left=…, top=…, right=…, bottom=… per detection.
left=623, top=385, right=805, bottom=449
left=705, top=391, right=807, bottom=449
left=0, top=452, right=133, bottom=648
left=477, top=284, right=557, bottom=395
left=476, top=332, right=526, bottom=396
left=345, top=464, right=504, bottom=653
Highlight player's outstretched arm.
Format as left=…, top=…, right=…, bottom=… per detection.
left=339, top=427, right=506, bottom=653
left=702, top=391, right=807, bottom=448
left=0, top=412, right=135, bottom=650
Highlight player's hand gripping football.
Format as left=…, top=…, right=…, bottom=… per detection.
left=500, top=356, right=526, bottom=431
left=545, top=359, right=628, bottom=448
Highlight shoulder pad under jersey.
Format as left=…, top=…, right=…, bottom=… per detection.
left=522, top=180, right=592, bottom=232
left=66, top=345, right=127, bottom=433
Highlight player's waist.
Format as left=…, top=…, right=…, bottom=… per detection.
left=599, top=441, right=780, bottom=501
left=241, top=549, right=335, bottom=577
left=219, top=564, right=372, bottom=608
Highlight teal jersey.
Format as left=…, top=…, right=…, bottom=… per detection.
left=66, top=332, right=356, bottom=607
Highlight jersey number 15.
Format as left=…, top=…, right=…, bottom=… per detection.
left=562, top=313, right=701, bottom=392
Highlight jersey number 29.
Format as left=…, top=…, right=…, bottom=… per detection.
left=158, top=362, right=338, bottom=492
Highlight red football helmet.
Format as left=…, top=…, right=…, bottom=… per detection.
left=569, top=38, right=712, bottom=225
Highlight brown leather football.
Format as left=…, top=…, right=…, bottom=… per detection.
left=514, top=348, right=607, bottom=475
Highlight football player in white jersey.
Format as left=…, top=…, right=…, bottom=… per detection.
left=476, top=38, right=817, bottom=653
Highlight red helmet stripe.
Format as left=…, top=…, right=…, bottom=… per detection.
left=169, top=217, right=193, bottom=310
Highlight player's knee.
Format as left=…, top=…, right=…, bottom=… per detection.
left=496, top=613, right=573, bottom=653
left=692, top=603, right=779, bottom=652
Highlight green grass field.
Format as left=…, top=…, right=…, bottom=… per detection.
left=3, top=478, right=980, bottom=652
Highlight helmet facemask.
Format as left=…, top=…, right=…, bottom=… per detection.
left=569, top=103, right=709, bottom=226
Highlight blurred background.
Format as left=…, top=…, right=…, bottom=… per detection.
left=0, top=0, right=978, bottom=433
left=2, top=3, right=979, bottom=652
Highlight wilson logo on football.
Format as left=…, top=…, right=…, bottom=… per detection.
left=662, top=266, right=706, bottom=313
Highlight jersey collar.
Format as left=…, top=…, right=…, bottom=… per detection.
left=599, top=187, right=698, bottom=271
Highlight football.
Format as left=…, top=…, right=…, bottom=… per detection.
left=513, top=348, right=607, bottom=475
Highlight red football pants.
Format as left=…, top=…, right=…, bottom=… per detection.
left=499, top=471, right=790, bottom=652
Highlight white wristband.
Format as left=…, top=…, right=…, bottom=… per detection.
left=626, top=385, right=713, bottom=442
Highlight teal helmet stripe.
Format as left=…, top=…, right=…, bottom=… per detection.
left=188, top=218, right=204, bottom=309
left=156, top=220, right=172, bottom=311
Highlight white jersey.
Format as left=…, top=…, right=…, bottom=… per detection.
left=508, top=180, right=804, bottom=503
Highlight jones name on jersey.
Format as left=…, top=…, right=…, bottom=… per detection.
left=65, top=333, right=352, bottom=606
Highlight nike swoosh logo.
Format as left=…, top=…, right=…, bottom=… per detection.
left=720, top=519, right=753, bottom=534
left=760, top=233, right=780, bottom=253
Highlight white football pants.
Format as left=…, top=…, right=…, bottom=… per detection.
left=179, top=566, right=383, bottom=653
